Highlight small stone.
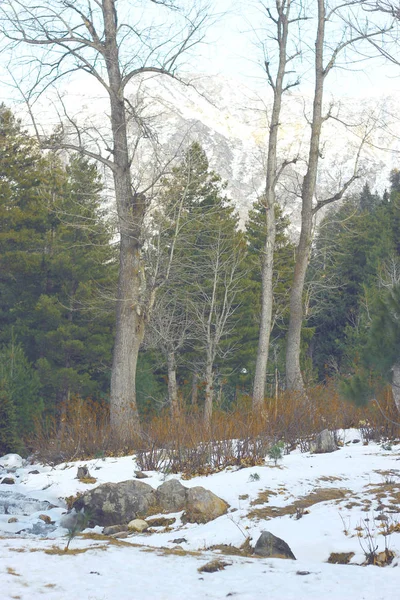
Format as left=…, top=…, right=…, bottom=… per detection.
left=134, top=471, right=149, bottom=479
left=77, top=465, right=91, bottom=480
left=29, top=470, right=40, bottom=475
left=38, top=514, right=52, bottom=524
left=8, top=517, right=18, bottom=523
left=103, top=524, right=129, bottom=535
left=127, top=518, right=149, bottom=533
left=352, top=439, right=361, bottom=444
left=1, top=477, right=15, bottom=485
left=171, top=537, right=187, bottom=544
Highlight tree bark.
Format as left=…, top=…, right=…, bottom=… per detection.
left=285, top=0, right=325, bottom=392
left=253, top=1, right=291, bottom=410
left=204, top=351, right=214, bottom=427
left=167, top=349, right=179, bottom=418
left=391, top=362, right=400, bottom=413
left=104, top=0, right=145, bottom=439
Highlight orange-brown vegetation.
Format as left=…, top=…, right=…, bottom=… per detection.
left=28, top=383, right=400, bottom=475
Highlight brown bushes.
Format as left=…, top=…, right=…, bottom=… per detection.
left=28, top=383, right=400, bottom=472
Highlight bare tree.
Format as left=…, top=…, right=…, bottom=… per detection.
left=252, top=0, right=301, bottom=411
left=145, top=291, right=192, bottom=417
left=0, top=0, right=211, bottom=440
left=188, top=228, right=246, bottom=426
left=285, top=0, right=386, bottom=392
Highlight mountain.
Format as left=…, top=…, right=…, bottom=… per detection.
left=127, top=74, right=400, bottom=227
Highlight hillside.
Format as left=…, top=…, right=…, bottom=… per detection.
left=1, top=432, right=400, bottom=599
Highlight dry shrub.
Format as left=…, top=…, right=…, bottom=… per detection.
left=28, top=382, right=400, bottom=468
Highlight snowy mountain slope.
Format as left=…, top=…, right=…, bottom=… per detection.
left=127, top=75, right=400, bottom=224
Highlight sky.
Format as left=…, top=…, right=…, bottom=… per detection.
left=1, top=0, right=400, bottom=110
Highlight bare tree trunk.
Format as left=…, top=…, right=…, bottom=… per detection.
left=104, top=2, right=145, bottom=439
left=204, top=351, right=214, bottom=427
left=167, top=349, right=179, bottom=418
left=191, top=371, right=199, bottom=407
left=285, top=0, right=325, bottom=392
left=253, top=1, right=296, bottom=410
left=391, top=362, right=400, bottom=413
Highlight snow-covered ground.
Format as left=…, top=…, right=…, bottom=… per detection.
left=1, top=429, right=400, bottom=599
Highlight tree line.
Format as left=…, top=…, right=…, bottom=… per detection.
left=1, top=105, right=399, bottom=452
left=0, top=0, right=399, bottom=447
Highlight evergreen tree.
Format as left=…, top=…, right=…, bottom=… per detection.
left=239, top=199, right=294, bottom=393
left=147, top=143, right=246, bottom=421
left=309, top=185, right=396, bottom=380
left=0, top=107, right=117, bottom=416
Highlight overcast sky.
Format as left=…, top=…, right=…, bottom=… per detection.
left=1, top=0, right=400, bottom=108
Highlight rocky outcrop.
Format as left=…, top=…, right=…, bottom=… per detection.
left=72, top=480, right=158, bottom=527
left=182, top=487, right=229, bottom=524
left=253, top=531, right=296, bottom=559
left=73, top=477, right=229, bottom=528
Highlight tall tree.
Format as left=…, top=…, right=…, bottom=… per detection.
left=284, top=0, right=382, bottom=391
left=252, top=0, right=300, bottom=410
left=148, top=143, right=246, bottom=425
left=0, top=0, right=211, bottom=441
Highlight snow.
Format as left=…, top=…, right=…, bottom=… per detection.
left=1, top=430, right=400, bottom=599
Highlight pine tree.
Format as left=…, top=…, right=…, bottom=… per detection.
left=147, top=143, right=246, bottom=422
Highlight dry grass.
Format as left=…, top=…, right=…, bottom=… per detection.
left=6, top=567, right=20, bottom=576
left=198, top=559, right=231, bottom=573
left=250, top=489, right=278, bottom=506
left=328, top=552, right=355, bottom=564
left=248, top=487, right=351, bottom=520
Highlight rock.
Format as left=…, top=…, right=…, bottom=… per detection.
left=253, top=531, right=296, bottom=560
left=127, top=518, right=149, bottom=532
left=134, top=471, right=149, bottom=479
left=310, top=429, right=337, bottom=454
left=171, top=537, right=187, bottom=544
left=8, top=517, right=18, bottom=523
left=0, top=454, right=23, bottom=469
left=157, top=479, right=187, bottom=513
left=1, top=478, right=15, bottom=485
left=29, top=470, right=40, bottom=475
left=352, top=439, right=360, bottom=444
left=77, top=465, right=91, bottom=480
left=146, top=516, right=176, bottom=527
left=103, top=524, right=129, bottom=535
left=38, top=514, right=52, bottom=524
left=182, top=487, right=229, bottom=524
left=72, top=480, right=158, bottom=527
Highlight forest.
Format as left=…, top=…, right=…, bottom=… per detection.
left=0, top=0, right=400, bottom=459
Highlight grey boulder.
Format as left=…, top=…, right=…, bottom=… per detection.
left=310, top=429, right=337, bottom=454
left=253, top=531, right=296, bottom=559
left=72, top=480, right=157, bottom=527
left=157, top=479, right=187, bottom=512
